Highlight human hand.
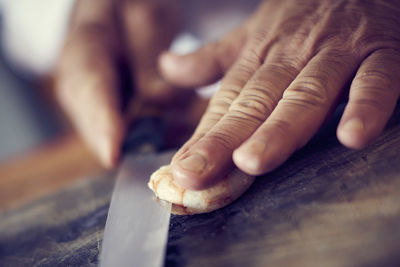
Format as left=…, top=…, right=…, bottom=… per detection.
left=55, top=0, right=181, bottom=167
left=160, top=0, right=400, bottom=189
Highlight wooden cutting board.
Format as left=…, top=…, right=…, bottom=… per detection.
left=1, top=105, right=400, bottom=267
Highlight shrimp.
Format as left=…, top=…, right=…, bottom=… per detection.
left=148, top=165, right=255, bottom=215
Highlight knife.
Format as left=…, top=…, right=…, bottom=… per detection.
left=100, top=116, right=174, bottom=267
left=98, top=28, right=209, bottom=267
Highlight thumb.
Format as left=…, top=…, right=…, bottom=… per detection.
left=120, top=0, right=181, bottom=104
left=159, top=26, right=248, bottom=88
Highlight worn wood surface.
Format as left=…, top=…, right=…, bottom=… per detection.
left=1, top=105, right=400, bottom=267
left=0, top=133, right=104, bottom=211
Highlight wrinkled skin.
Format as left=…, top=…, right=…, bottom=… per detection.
left=55, top=0, right=204, bottom=167
left=160, top=0, right=400, bottom=190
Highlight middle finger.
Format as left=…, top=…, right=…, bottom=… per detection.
left=234, top=48, right=359, bottom=175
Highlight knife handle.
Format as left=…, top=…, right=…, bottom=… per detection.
left=122, top=116, right=166, bottom=155
left=122, top=97, right=166, bottom=155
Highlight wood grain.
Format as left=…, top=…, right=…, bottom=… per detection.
left=1, top=105, right=400, bottom=267
left=166, top=112, right=400, bottom=267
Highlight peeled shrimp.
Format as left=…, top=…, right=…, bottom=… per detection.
left=148, top=165, right=255, bottom=215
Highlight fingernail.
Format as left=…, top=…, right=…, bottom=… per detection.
left=178, top=153, right=208, bottom=174
left=342, top=118, right=364, bottom=133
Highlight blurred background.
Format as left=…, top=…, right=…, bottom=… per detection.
left=0, top=0, right=260, bottom=210
left=0, top=44, right=64, bottom=161
left=0, top=0, right=260, bottom=161
left=0, top=0, right=103, bottom=211
left=0, top=0, right=74, bottom=161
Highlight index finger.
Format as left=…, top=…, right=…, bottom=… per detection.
left=170, top=48, right=262, bottom=189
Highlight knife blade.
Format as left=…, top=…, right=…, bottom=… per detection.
left=99, top=30, right=206, bottom=267
left=100, top=151, right=174, bottom=267
left=100, top=116, right=174, bottom=267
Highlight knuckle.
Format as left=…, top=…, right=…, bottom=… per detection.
left=268, top=43, right=309, bottom=69
left=243, top=47, right=265, bottom=66
left=334, top=52, right=358, bottom=69
left=350, top=83, right=395, bottom=111
left=230, top=98, right=271, bottom=123
left=227, top=108, right=265, bottom=127
left=350, top=97, right=384, bottom=111
left=206, top=112, right=260, bottom=150
left=238, top=46, right=267, bottom=71
left=221, top=73, right=249, bottom=91
left=353, top=35, right=377, bottom=55
left=268, top=62, right=299, bottom=81
left=272, top=54, right=305, bottom=72
left=355, top=31, right=400, bottom=56
left=205, top=105, right=228, bottom=120
left=219, top=79, right=243, bottom=94
left=203, top=131, right=236, bottom=151
left=232, top=61, right=258, bottom=80
left=291, top=29, right=310, bottom=44
left=283, top=78, right=329, bottom=108
left=209, top=89, right=239, bottom=110
left=353, top=69, right=393, bottom=89
left=224, top=114, right=259, bottom=132
left=320, top=48, right=356, bottom=66
left=230, top=89, right=278, bottom=122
